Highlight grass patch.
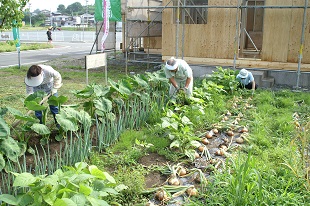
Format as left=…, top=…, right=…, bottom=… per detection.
left=0, top=42, right=53, bottom=52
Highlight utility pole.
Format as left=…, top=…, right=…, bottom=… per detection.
left=86, top=0, right=89, bottom=26
left=29, top=3, right=32, bottom=27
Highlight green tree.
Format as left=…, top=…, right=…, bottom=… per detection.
left=0, top=0, right=29, bottom=30
left=66, top=2, right=83, bottom=16
left=57, top=4, right=66, bottom=14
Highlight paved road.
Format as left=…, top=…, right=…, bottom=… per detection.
left=0, top=31, right=122, bottom=68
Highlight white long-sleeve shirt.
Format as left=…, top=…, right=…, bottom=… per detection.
left=26, top=65, right=62, bottom=95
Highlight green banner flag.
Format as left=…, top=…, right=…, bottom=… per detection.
left=95, top=0, right=121, bottom=22
left=12, top=21, right=21, bottom=48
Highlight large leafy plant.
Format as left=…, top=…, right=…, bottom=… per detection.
left=0, top=162, right=127, bottom=206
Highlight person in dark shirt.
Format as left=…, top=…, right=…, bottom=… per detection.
left=46, top=27, right=52, bottom=44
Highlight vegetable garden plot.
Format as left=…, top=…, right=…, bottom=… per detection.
left=0, top=67, right=309, bottom=205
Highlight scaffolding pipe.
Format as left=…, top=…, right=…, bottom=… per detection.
left=244, top=28, right=259, bottom=52
left=147, top=0, right=150, bottom=70
left=129, top=5, right=310, bottom=9
left=176, top=0, right=180, bottom=58
left=125, top=0, right=129, bottom=75
left=296, top=0, right=309, bottom=88
left=182, top=0, right=185, bottom=59
left=233, top=0, right=242, bottom=69
left=125, top=0, right=173, bottom=55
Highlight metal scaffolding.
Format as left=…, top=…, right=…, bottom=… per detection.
left=124, top=0, right=309, bottom=88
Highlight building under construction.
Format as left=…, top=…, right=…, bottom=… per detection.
left=120, top=0, right=310, bottom=88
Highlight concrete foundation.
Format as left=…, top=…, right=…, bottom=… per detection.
left=190, top=65, right=310, bottom=89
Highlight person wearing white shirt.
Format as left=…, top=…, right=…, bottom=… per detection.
left=164, top=57, right=193, bottom=97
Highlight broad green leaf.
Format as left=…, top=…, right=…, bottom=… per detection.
left=62, top=108, right=91, bottom=126
left=94, top=97, right=112, bottom=113
left=75, top=162, right=88, bottom=171
left=54, top=198, right=77, bottom=206
left=13, top=173, right=37, bottom=187
left=93, top=180, right=105, bottom=191
left=114, top=184, right=128, bottom=192
left=86, top=196, right=109, bottom=206
left=42, top=189, right=57, bottom=205
left=0, top=117, right=10, bottom=138
left=71, top=194, right=87, bottom=206
left=6, top=107, right=23, bottom=116
left=47, top=95, right=68, bottom=106
left=171, top=122, right=179, bottom=130
left=24, top=91, right=45, bottom=103
left=181, top=116, right=192, bottom=125
left=56, top=114, right=78, bottom=132
left=0, top=194, right=19, bottom=205
left=161, top=119, right=171, bottom=128
left=93, top=84, right=110, bottom=97
left=190, top=140, right=201, bottom=148
left=0, top=137, right=21, bottom=162
left=25, top=101, right=47, bottom=111
left=133, top=75, right=149, bottom=88
left=17, top=194, right=34, bottom=206
left=73, top=85, right=94, bottom=98
left=0, top=153, right=5, bottom=171
left=170, top=140, right=180, bottom=148
left=185, top=149, right=196, bottom=161
left=31, top=123, right=51, bottom=135
left=79, top=184, right=92, bottom=196
left=102, top=187, right=119, bottom=195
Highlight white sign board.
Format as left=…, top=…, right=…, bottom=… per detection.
left=85, top=53, right=107, bottom=85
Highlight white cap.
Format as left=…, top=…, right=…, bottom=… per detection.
left=239, top=69, right=249, bottom=78
left=165, top=58, right=178, bottom=71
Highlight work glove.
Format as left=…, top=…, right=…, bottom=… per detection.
left=51, top=88, right=58, bottom=95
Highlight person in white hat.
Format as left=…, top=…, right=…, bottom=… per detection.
left=25, top=65, right=62, bottom=127
left=236, top=69, right=257, bottom=94
left=164, top=57, right=193, bottom=97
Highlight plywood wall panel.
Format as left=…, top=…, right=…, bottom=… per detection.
left=287, top=0, right=303, bottom=63
left=162, top=0, right=238, bottom=59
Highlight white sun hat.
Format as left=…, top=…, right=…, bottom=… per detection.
left=24, top=72, right=44, bottom=87
left=165, top=58, right=178, bottom=71
left=239, top=69, right=249, bottom=78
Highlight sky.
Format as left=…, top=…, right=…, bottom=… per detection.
left=28, top=0, right=95, bottom=12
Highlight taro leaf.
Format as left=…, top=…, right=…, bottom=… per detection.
left=79, top=184, right=92, bottom=196
left=31, top=123, right=51, bottom=135
left=93, top=180, right=105, bottom=191
left=56, top=114, right=78, bottom=132
left=0, top=137, right=21, bottom=162
left=93, top=84, right=110, bottom=97
left=24, top=91, right=45, bottom=103
left=94, top=97, right=112, bottom=113
left=0, top=117, right=10, bottom=138
left=25, top=101, right=46, bottom=111
left=133, top=74, right=149, bottom=88
left=16, top=194, right=33, bottom=206
left=54, top=198, right=77, bottom=206
left=0, top=194, right=19, bottom=205
left=0, top=107, right=8, bottom=117
left=0, top=153, right=5, bottom=171
left=170, top=140, right=180, bottom=149
left=62, top=108, right=91, bottom=127
left=113, top=98, right=124, bottom=107
left=73, top=85, right=94, bottom=98
left=109, top=79, right=131, bottom=96
left=47, top=95, right=68, bottom=106
left=71, top=194, right=87, bottom=206
left=7, top=107, right=36, bottom=122
left=13, top=172, right=37, bottom=187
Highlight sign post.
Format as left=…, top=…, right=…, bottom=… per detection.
left=12, top=21, right=21, bottom=69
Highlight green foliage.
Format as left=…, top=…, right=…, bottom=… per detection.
left=0, top=162, right=127, bottom=206
left=0, top=42, right=52, bottom=53
left=0, top=0, right=29, bottom=30
left=208, top=66, right=239, bottom=94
